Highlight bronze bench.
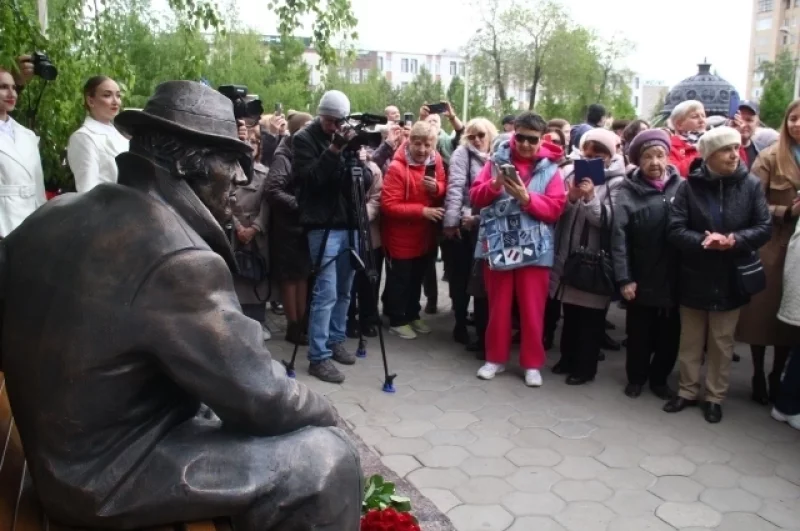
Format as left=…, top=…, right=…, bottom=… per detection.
left=0, top=373, right=230, bottom=531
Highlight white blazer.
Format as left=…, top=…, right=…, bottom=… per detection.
left=0, top=118, right=46, bottom=238
left=67, top=116, right=129, bottom=193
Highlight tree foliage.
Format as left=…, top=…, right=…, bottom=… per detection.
left=467, top=0, right=636, bottom=122
left=0, top=0, right=355, bottom=189
left=758, top=50, right=797, bottom=129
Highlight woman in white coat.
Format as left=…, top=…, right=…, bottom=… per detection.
left=0, top=67, right=46, bottom=238
left=67, top=76, right=128, bottom=192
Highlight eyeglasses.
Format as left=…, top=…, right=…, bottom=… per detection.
left=515, top=133, right=540, bottom=145
left=466, top=132, right=486, bottom=141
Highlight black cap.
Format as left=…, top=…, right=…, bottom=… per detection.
left=739, top=100, right=760, bottom=115
left=502, top=114, right=516, bottom=125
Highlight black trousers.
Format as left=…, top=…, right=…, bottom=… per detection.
left=423, top=245, right=439, bottom=305
left=383, top=254, right=428, bottom=327
left=625, top=305, right=680, bottom=387
left=474, top=297, right=488, bottom=343
left=348, top=247, right=385, bottom=326
left=544, top=296, right=561, bottom=341
left=444, top=230, right=477, bottom=328
left=559, top=303, right=606, bottom=379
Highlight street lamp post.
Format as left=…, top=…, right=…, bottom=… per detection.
left=37, top=0, right=48, bottom=34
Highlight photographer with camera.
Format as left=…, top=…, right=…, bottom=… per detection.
left=293, top=90, right=370, bottom=383
left=0, top=59, right=47, bottom=238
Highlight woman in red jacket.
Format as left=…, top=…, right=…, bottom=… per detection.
left=668, top=100, right=707, bottom=177
left=381, top=121, right=446, bottom=339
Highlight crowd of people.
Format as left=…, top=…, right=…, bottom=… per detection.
left=1, top=57, right=800, bottom=429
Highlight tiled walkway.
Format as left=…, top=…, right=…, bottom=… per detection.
left=267, top=287, right=800, bottom=531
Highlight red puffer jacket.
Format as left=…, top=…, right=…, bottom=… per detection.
left=380, top=145, right=446, bottom=259
left=669, top=134, right=699, bottom=178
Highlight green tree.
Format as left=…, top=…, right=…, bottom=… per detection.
left=0, top=0, right=357, bottom=188
left=758, top=50, right=797, bottom=128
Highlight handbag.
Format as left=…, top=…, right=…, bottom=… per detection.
left=560, top=192, right=616, bottom=297
left=735, top=251, right=766, bottom=297
left=232, top=232, right=271, bottom=302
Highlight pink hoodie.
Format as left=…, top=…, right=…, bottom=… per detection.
left=470, top=138, right=567, bottom=224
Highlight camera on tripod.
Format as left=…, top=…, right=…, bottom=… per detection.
left=218, top=85, right=264, bottom=126
left=338, top=113, right=388, bottom=153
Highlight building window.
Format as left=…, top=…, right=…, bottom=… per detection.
left=756, top=17, right=772, bottom=30
left=410, top=59, right=418, bottom=74
left=459, top=62, right=466, bottom=76
left=449, top=61, right=457, bottom=75
left=350, top=70, right=360, bottom=83
left=634, top=96, right=639, bottom=109
left=378, top=56, right=384, bottom=71
left=634, top=76, right=640, bottom=90
left=401, top=82, right=409, bottom=89
left=385, top=59, right=392, bottom=72
left=756, top=34, right=770, bottom=47
left=401, top=58, right=409, bottom=73
left=361, top=68, right=369, bottom=80
left=434, top=61, right=440, bottom=74
left=758, top=0, right=773, bottom=12
left=755, top=53, right=769, bottom=65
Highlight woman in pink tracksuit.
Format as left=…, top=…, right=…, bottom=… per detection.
left=470, top=112, right=567, bottom=387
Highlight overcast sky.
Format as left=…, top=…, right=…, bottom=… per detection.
left=223, top=0, right=753, bottom=92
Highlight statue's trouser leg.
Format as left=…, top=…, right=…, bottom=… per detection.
left=232, top=426, right=363, bottom=531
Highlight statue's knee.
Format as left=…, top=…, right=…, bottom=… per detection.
left=309, top=427, right=362, bottom=488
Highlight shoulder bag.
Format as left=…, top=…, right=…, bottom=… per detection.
left=560, top=192, right=615, bottom=297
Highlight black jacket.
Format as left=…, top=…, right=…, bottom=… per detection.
left=668, top=160, right=772, bottom=312
left=612, top=166, right=682, bottom=307
left=292, top=119, right=370, bottom=229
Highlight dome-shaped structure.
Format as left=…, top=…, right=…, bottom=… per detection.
left=661, top=62, right=737, bottom=118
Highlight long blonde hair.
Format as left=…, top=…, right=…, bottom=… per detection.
left=776, top=99, right=800, bottom=182
left=460, top=117, right=498, bottom=150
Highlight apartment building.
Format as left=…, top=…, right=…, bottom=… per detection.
left=373, top=48, right=467, bottom=89
left=746, top=0, right=800, bottom=99
left=629, top=75, right=670, bottom=119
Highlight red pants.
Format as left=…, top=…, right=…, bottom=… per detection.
left=484, top=264, right=548, bottom=370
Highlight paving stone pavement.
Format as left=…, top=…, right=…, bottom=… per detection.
left=265, top=274, right=800, bottom=531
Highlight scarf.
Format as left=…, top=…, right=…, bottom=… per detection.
left=680, top=131, right=704, bottom=146
left=643, top=170, right=667, bottom=191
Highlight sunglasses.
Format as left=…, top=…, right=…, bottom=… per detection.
left=515, top=133, right=540, bottom=145
left=466, top=132, right=487, bottom=141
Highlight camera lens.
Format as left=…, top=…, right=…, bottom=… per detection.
left=37, top=63, right=58, bottom=81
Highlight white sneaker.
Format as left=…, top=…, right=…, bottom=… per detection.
left=525, top=369, right=543, bottom=387
left=477, top=362, right=505, bottom=380
left=261, top=324, right=272, bottom=342
left=771, top=407, right=788, bottom=423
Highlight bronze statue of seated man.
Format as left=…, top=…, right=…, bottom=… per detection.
left=0, top=81, right=362, bottom=530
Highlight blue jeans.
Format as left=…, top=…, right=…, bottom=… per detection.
left=776, top=347, right=800, bottom=416
left=307, top=229, right=357, bottom=362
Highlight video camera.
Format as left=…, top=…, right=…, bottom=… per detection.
left=338, top=112, right=387, bottom=152
left=31, top=52, right=57, bottom=81
left=218, top=85, right=264, bottom=125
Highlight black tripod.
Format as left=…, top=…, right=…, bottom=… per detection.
left=282, top=154, right=397, bottom=393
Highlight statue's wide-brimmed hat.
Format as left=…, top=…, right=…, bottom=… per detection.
left=116, top=81, right=252, bottom=154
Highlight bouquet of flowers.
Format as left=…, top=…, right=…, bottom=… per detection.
left=361, top=475, right=420, bottom=531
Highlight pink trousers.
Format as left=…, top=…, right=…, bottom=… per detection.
left=483, top=264, right=548, bottom=370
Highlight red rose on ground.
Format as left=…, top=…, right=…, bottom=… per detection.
left=361, top=508, right=420, bottom=531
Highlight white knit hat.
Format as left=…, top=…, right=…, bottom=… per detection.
left=317, top=90, right=351, bottom=120
left=697, top=126, right=741, bottom=159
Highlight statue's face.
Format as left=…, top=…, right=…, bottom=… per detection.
left=185, top=152, right=247, bottom=225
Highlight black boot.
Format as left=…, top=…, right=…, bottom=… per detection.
left=625, top=383, right=643, bottom=398
left=602, top=333, right=621, bottom=351
left=650, top=384, right=675, bottom=401
left=703, top=402, right=723, bottom=423
left=752, top=373, right=769, bottom=405
left=663, top=396, right=698, bottom=413
left=453, top=324, right=471, bottom=345
left=345, top=319, right=360, bottom=339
